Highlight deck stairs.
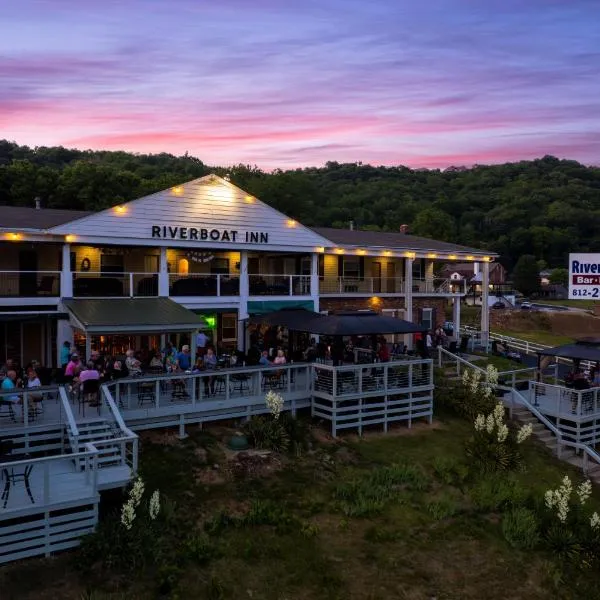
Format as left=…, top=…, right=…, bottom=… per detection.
left=66, top=418, right=124, bottom=470
left=439, top=350, right=600, bottom=482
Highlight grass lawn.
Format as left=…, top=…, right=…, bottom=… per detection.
left=2, top=413, right=600, bottom=600
left=492, top=329, right=573, bottom=347
left=533, top=299, right=598, bottom=311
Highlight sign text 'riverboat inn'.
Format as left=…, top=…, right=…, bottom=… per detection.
left=151, top=225, right=269, bottom=243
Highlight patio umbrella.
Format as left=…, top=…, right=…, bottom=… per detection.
left=302, top=311, right=427, bottom=336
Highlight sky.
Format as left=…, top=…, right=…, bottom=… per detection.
left=1, top=0, right=599, bottom=169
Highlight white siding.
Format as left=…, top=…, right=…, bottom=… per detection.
left=49, top=175, right=330, bottom=252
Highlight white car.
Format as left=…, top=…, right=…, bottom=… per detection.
left=520, top=302, right=532, bottom=310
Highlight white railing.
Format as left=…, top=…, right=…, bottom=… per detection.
left=169, top=273, right=240, bottom=296
left=412, top=278, right=465, bottom=294
left=319, top=277, right=404, bottom=295
left=504, top=386, right=600, bottom=475
left=100, top=384, right=139, bottom=474
left=0, top=270, right=60, bottom=297
left=0, top=442, right=99, bottom=511
left=72, top=271, right=158, bottom=298
left=249, top=274, right=311, bottom=296
left=0, top=385, right=62, bottom=431
left=529, top=380, right=600, bottom=419
left=59, top=386, right=79, bottom=452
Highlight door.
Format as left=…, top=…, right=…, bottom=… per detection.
left=386, top=262, right=396, bottom=293
left=144, top=255, right=159, bottom=274
left=19, top=250, right=38, bottom=296
left=372, top=262, right=382, bottom=294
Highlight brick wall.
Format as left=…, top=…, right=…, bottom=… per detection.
left=320, top=296, right=448, bottom=328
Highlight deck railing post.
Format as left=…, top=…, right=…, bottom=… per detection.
left=191, top=374, right=196, bottom=407
left=129, top=272, right=134, bottom=297
left=577, top=391, right=582, bottom=417
left=43, top=462, right=50, bottom=504
left=132, top=437, right=139, bottom=474
left=225, top=374, right=230, bottom=403
left=216, top=274, right=221, bottom=296
left=155, top=380, right=160, bottom=409
left=289, top=275, right=293, bottom=296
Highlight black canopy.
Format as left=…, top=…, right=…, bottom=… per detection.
left=246, top=308, right=325, bottom=330
left=537, top=339, right=600, bottom=363
left=304, top=311, right=427, bottom=336
left=246, top=309, right=425, bottom=336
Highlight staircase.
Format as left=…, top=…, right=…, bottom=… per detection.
left=510, top=405, right=600, bottom=484
left=67, top=418, right=124, bottom=470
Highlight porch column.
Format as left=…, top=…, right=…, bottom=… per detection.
left=425, top=260, right=435, bottom=293
left=61, top=243, right=73, bottom=297
left=85, top=334, right=92, bottom=363
left=404, top=257, right=414, bottom=350
left=190, top=329, right=198, bottom=363
left=158, top=247, right=169, bottom=297
left=310, top=253, right=320, bottom=312
left=452, top=297, right=461, bottom=342
left=238, top=251, right=249, bottom=351
left=56, top=318, right=74, bottom=366
left=481, top=260, right=490, bottom=348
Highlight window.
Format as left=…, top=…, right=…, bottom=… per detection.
left=100, top=254, right=124, bottom=275
left=177, top=258, right=189, bottom=275
left=343, top=258, right=361, bottom=279
left=420, top=308, right=434, bottom=330
left=221, top=313, right=237, bottom=342
left=210, top=258, right=229, bottom=275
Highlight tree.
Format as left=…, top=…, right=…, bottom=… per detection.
left=412, top=207, right=456, bottom=242
left=549, top=268, right=569, bottom=287
left=512, top=255, right=541, bottom=296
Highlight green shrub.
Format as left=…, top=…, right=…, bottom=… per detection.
left=182, top=533, right=219, bottom=564
left=335, top=463, right=427, bottom=517
left=469, top=476, right=529, bottom=512
left=502, top=508, right=540, bottom=549
left=427, top=498, right=458, bottom=521
left=465, top=430, right=523, bottom=474
left=243, top=415, right=290, bottom=453
left=432, top=456, right=468, bottom=486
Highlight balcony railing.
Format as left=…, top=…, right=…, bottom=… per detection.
left=72, top=272, right=158, bottom=297
left=412, top=278, right=465, bottom=294
left=319, top=277, right=404, bottom=294
left=169, top=273, right=240, bottom=297
left=249, top=274, right=311, bottom=296
left=0, top=271, right=60, bottom=297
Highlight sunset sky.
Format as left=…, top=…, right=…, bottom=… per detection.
left=2, top=0, right=599, bottom=169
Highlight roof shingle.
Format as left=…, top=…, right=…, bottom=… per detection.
left=0, top=206, right=91, bottom=230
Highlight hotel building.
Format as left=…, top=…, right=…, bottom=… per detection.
left=0, top=174, right=494, bottom=365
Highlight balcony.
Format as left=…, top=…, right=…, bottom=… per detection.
left=411, top=278, right=466, bottom=295
left=0, top=271, right=61, bottom=303
left=249, top=274, right=311, bottom=296
left=169, top=273, right=240, bottom=297
left=72, top=272, right=158, bottom=298
left=320, top=277, right=404, bottom=295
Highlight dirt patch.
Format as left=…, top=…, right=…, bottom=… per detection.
left=224, top=449, right=283, bottom=480
left=139, top=429, right=183, bottom=446
left=344, top=419, right=445, bottom=442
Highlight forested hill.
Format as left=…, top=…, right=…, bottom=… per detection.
left=1, top=139, right=599, bottom=269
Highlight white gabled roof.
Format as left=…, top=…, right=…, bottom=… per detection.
left=49, top=174, right=330, bottom=251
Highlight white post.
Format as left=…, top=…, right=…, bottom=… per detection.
left=404, top=257, right=414, bottom=350
left=425, top=260, right=434, bottom=293
left=56, top=318, right=74, bottom=366
left=452, top=297, right=461, bottom=342
left=158, top=247, right=169, bottom=297
left=310, top=253, right=320, bottom=312
left=481, top=261, right=490, bottom=348
left=238, top=251, right=249, bottom=351
left=61, top=243, right=73, bottom=297
left=190, top=329, right=198, bottom=364
left=85, top=335, right=92, bottom=363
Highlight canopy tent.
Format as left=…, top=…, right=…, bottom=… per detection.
left=246, top=309, right=425, bottom=336
left=537, top=339, right=600, bottom=363
left=246, top=307, right=325, bottom=330
left=303, top=311, right=427, bottom=336
left=62, top=298, right=206, bottom=334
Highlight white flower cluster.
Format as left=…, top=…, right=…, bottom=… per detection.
left=463, top=366, right=499, bottom=400
left=120, top=476, right=160, bottom=531
left=265, top=390, right=284, bottom=420
left=149, top=489, right=161, bottom=521
left=516, top=423, right=533, bottom=444
left=473, top=401, right=531, bottom=445
left=545, top=477, right=594, bottom=524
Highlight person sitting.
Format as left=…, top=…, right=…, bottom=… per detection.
left=176, top=345, right=192, bottom=372
left=273, top=349, right=287, bottom=365
left=149, top=351, right=164, bottom=370
left=1, top=369, right=22, bottom=405
left=202, top=348, right=218, bottom=396
left=125, top=349, right=142, bottom=377
left=258, top=350, right=271, bottom=367
left=65, top=353, right=81, bottom=377
left=76, top=362, right=101, bottom=406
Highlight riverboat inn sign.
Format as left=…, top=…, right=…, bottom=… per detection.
left=151, top=225, right=268, bottom=244
left=569, top=253, right=600, bottom=299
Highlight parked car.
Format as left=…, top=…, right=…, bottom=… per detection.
left=492, top=301, right=505, bottom=310
left=520, top=302, right=532, bottom=310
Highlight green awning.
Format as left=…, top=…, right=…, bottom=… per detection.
left=62, top=298, right=205, bottom=334
left=247, top=300, right=314, bottom=315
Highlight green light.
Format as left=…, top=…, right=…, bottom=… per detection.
left=204, top=316, right=216, bottom=328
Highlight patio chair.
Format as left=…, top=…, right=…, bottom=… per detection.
left=137, top=381, right=155, bottom=406
left=230, top=373, right=251, bottom=395
left=81, top=379, right=101, bottom=416
left=2, top=464, right=35, bottom=508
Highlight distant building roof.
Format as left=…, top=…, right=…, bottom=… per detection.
left=0, top=206, right=91, bottom=230
left=311, top=227, right=492, bottom=255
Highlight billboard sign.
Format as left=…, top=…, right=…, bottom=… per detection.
left=569, top=253, right=600, bottom=299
